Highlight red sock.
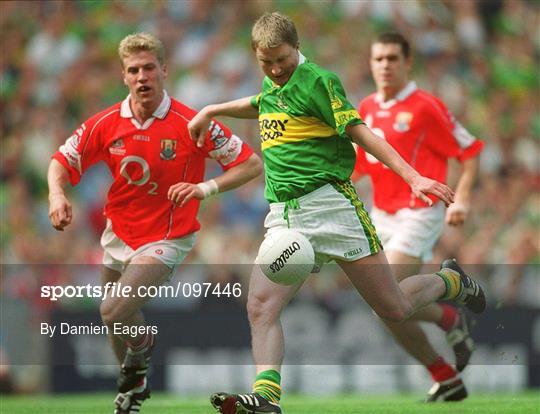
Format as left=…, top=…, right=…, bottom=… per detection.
left=427, top=356, right=458, bottom=382
left=437, top=304, right=459, bottom=332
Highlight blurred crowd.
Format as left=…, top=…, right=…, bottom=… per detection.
left=1, top=0, right=539, bottom=315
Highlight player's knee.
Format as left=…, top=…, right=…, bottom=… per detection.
left=100, top=300, right=116, bottom=326
left=379, top=311, right=407, bottom=323
left=375, top=304, right=413, bottom=323
left=100, top=300, right=129, bottom=326
left=247, top=294, right=281, bottom=327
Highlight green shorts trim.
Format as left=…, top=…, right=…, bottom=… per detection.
left=331, top=180, right=382, bottom=255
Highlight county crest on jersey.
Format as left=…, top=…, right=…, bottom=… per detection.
left=160, top=138, right=176, bottom=160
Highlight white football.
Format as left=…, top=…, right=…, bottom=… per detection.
left=256, top=228, right=315, bottom=285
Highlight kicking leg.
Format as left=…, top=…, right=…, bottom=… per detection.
left=385, top=253, right=474, bottom=371
left=381, top=250, right=443, bottom=366
left=337, top=251, right=485, bottom=321
left=384, top=251, right=469, bottom=401
left=337, top=251, right=444, bottom=322
left=339, top=252, right=477, bottom=402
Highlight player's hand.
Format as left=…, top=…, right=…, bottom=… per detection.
left=167, top=182, right=204, bottom=207
left=445, top=202, right=470, bottom=226
left=410, top=175, right=454, bottom=207
left=48, top=193, right=72, bottom=231
left=188, top=108, right=212, bottom=149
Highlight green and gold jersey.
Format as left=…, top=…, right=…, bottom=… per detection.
left=251, top=55, right=364, bottom=203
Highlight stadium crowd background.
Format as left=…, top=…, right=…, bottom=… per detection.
left=1, top=0, right=539, bottom=393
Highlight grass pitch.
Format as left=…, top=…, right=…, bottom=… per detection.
left=1, top=392, right=538, bottom=413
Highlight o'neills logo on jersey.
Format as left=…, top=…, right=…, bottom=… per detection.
left=160, top=139, right=176, bottom=160
left=393, top=112, right=413, bottom=132
left=109, top=139, right=126, bottom=156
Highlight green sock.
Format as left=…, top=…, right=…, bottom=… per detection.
left=436, top=269, right=462, bottom=300
left=252, top=369, right=281, bottom=403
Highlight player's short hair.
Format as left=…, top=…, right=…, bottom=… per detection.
left=118, top=32, right=165, bottom=66
left=251, top=12, right=299, bottom=50
left=374, top=32, right=411, bottom=59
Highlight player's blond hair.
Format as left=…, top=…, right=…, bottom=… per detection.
left=118, top=33, right=165, bottom=66
left=251, top=12, right=299, bottom=50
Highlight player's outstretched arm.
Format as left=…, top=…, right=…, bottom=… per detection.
left=168, top=153, right=263, bottom=207
left=347, top=123, right=455, bottom=206
left=188, top=97, right=259, bottom=148
left=446, top=157, right=479, bottom=226
left=47, top=159, right=73, bottom=231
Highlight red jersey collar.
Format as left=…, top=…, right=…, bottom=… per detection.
left=120, top=90, right=171, bottom=120
left=375, top=81, right=417, bottom=109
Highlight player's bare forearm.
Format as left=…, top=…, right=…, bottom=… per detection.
left=445, top=157, right=479, bottom=225
left=454, top=157, right=478, bottom=204
left=214, top=153, right=263, bottom=192
left=48, top=159, right=70, bottom=197
left=203, top=97, right=259, bottom=119
left=47, top=159, right=73, bottom=231
left=189, top=97, right=258, bottom=148
left=348, top=124, right=418, bottom=184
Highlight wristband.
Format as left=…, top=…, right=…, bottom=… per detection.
left=197, top=179, right=219, bottom=199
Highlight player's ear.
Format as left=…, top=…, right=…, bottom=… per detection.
left=405, top=55, right=413, bottom=71
left=120, top=60, right=127, bottom=84
left=162, top=63, right=168, bottom=79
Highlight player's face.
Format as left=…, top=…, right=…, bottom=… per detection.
left=255, top=43, right=300, bottom=86
left=122, top=51, right=167, bottom=109
left=370, top=42, right=411, bottom=96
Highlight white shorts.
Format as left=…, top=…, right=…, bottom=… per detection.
left=264, top=182, right=382, bottom=271
left=100, top=220, right=196, bottom=273
left=370, top=203, right=445, bottom=262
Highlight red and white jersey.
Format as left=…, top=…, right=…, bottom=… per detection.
left=53, top=91, right=253, bottom=249
left=355, top=82, right=483, bottom=213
